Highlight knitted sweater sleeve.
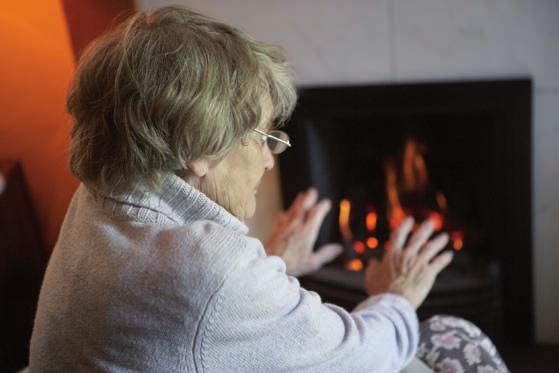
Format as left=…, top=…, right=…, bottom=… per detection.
left=196, top=239, right=419, bottom=373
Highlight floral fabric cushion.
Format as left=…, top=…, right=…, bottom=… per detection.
left=416, top=315, right=509, bottom=373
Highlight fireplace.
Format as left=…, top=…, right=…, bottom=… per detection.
left=279, top=79, right=532, bottom=346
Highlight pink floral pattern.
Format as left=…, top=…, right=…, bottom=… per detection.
left=417, top=315, right=509, bottom=373
left=441, top=316, right=482, bottom=337
left=431, top=331, right=462, bottom=350
left=429, top=318, right=447, bottom=332
left=437, top=357, right=465, bottom=373
left=464, top=343, right=482, bottom=365
left=477, top=365, right=499, bottom=373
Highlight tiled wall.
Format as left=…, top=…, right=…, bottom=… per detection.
left=139, top=0, right=559, bottom=343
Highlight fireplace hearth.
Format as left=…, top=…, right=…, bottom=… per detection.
left=279, top=79, right=532, bottom=346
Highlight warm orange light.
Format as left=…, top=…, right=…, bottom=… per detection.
left=436, top=192, right=448, bottom=211
left=389, top=206, right=406, bottom=231
left=428, top=211, right=443, bottom=231
left=451, top=231, right=464, bottom=251
left=385, top=160, right=407, bottom=231
left=353, top=241, right=365, bottom=254
left=402, top=139, right=428, bottom=193
left=0, top=2, right=80, bottom=248
left=366, top=211, right=378, bottom=231
left=345, top=258, right=363, bottom=271
left=385, top=138, right=433, bottom=233
left=366, top=237, right=379, bottom=249
left=339, top=199, right=353, bottom=242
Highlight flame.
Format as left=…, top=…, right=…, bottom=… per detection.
left=385, top=160, right=407, bottom=230
left=436, top=192, right=448, bottom=211
left=386, top=138, right=446, bottom=233
left=366, top=211, right=378, bottom=231
left=345, top=258, right=363, bottom=271
left=385, top=138, right=428, bottom=229
left=339, top=199, right=353, bottom=242
left=366, top=237, right=379, bottom=249
left=402, top=139, right=428, bottom=193
left=451, top=231, right=464, bottom=250
left=353, top=241, right=365, bottom=254
left=428, top=211, right=443, bottom=231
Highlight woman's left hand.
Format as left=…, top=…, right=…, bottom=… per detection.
left=265, top=187, right=343, bottom=276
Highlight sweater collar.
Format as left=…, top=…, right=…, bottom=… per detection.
left=96, top=173, right=249, bottom=234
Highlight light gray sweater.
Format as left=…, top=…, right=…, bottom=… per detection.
left=30, top=174, right=419, bottom=372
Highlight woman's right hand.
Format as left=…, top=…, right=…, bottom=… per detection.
left=364, top=217, right=454, bottom=310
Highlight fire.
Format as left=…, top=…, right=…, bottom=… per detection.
left=385, top=139, right=430, bottom=230
left=385, top=138, right=452, bottom=234
left=451, top=231, right=464, bottom=250
left=389, top=207, right=406, bottom=231
left=402, top=139, right=428, bottom=193
left=428, top=211, right=443, bottom=231
left=339, top=199, right=353, bottom=242
left=366, top=211, right=378, bottom=231
left=385, top=159, right=407, bottom=230
left=353, top=241, right=365, bottom=254
left=338, top=137, right=466, bottom=272
left=366, top=237, right=379, bottom=249
left=345, top=258, right=363, bottom=271
left=436, top=192, right=448, bottom=211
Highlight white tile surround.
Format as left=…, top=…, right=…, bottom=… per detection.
left=139, top=0, right=559, bottom=343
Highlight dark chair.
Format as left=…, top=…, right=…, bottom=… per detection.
left=0, top=160, right=48, bottom=372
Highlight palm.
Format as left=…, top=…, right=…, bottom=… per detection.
left=265, top=188, right=342, bottom=276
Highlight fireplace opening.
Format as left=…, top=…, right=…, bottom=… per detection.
left=279, top=79, right=532, bottom=346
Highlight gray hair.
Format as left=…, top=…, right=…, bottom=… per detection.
left=67, top=6, right=297, bottom=193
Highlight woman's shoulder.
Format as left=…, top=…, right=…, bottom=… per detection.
left=158, top=219, right=263, bottom=255
left=154, top=219, right=267, bottom=282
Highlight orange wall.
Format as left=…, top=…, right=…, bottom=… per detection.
left=62, top=0, right=137, bottom=58
left=0, top=1, right=77, bottom=250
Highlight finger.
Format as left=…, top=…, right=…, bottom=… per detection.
left=427, top=250, right=454, bottom=277
left=385, top=245, right=399, bottom=272
left=403, top=219, right=435, bottom=263
left=301, top=187, right=318, bottom=211
left=313, top=243, right=343, bottom=263
left=271, top=211, right=288, bottom=232
left=385, top=240, right=403, bottom=272
left=286, top=192, right=305, bottom=220
left=288, top=187, right=317, bottom=218
left=303, top=243, right=343, bottom=272
left=417, top=233, right=449, bottom=265
left=388, top=217, right=414, bottom=250
left=387, top=217, right=413, bottom=271
left=302, top=198, right=331, bottom=241
left=285, top=188, right=318, bottom=231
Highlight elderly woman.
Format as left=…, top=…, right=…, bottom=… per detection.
left=30, top=6, right=507, bottom=373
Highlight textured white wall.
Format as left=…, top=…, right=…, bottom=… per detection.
left=139, top=0, right=559, bottom=343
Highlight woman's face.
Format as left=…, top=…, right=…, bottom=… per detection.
left=199, top=98, right=275, bottom=221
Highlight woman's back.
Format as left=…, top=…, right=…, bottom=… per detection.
left=30, top=180, right=256, bottom=372
left=30, top=177, right=419, bottom=372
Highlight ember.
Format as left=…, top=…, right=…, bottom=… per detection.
left=339, top=137, right=465, bottom=269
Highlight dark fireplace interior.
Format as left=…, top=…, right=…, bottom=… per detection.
left=279, top=79, right=532, bottom=347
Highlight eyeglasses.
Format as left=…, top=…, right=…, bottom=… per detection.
left=253, top=129, right=291, bottom=154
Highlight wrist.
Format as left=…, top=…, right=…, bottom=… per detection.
left=387, top=285, right=418, bottom=310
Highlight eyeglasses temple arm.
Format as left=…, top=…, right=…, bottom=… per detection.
left=253, top=129, right=291, bottom=147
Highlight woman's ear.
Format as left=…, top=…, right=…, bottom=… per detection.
left=187, top=158, right=210, bottom=178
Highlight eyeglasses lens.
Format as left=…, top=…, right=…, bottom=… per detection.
left=267, top=131, right=289, bottom=154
